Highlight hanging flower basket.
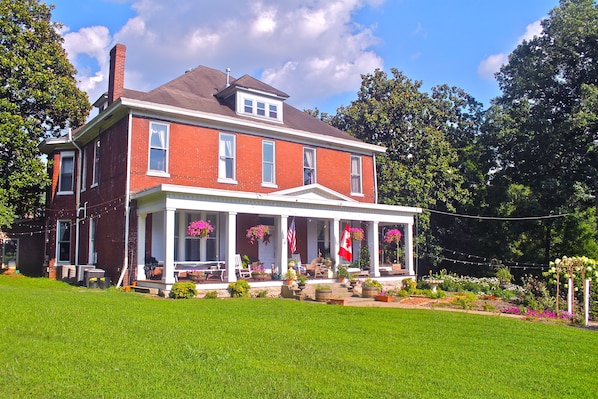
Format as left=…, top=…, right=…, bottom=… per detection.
left=384, top=229, right=403, bottom=263
left=246, top=224, right=271, bottom=245
left=349, top=227, right=364, bottom=241
left=187, top=220, right=214, bottom=238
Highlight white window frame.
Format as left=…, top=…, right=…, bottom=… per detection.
left=262, top=140, right=276, bottom=187
left=56, top=220, right=72, bottom=263
left=58, top=151, right=75, bottom=194
left=88, top=217, right=96, bottom=264
left=92, top=140, right=100, bottom=187
left=81, top=148, right=87, bottom=192
left=303, top=147, right=316, bottom=185
left=218, top=133, right=237, bottom=183
left=350, top=155, right=363, bottom=195
left=240, top=95, right=283, bottom=122
left=148, top=122, right=169, bottom=176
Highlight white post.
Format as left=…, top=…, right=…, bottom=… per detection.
left=404, top=220, right=415, bottom=275
left=585, top=279, right=590, bottom=327
left=568, top=277, right=573, bottom=315
left=368, top=221, right=379, bottom=277
left=279, top=215, right=289, bottom=277
left=332, top=219, right=341, bottom=267
left=226, top=212, right=237, bottom=283
left=136, top=213, right=146, bottom=280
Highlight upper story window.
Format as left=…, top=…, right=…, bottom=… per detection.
left=262, top=140, right=276, bottom=186
left=149, top=122, right=169, bottom=174
left=81, top=148, right=87, bottom=191
left=92, top=140, right=100, bottom=186
left=58, top=151, right=75, bottom=194
left=240, top=96, right=283, bottom=122
left=351, top=155, right=363, bottom=194
left=219, top=133, right=236, bottom=182
left=303, top=147, right=316, bottom=185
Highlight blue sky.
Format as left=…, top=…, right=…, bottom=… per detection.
left=50, top=0, right=559, bottom=115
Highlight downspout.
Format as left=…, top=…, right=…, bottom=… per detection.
left=117, top=111, right=133, bottom=287
left=373, top=153, right=378, bottom=204
left=69, top=128, right=83, bottom=279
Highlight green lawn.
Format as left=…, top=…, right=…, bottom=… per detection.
left=1, top=275, right=597, bottom=398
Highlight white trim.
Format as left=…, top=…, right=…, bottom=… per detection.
left=57, top=151, right=75, bottom=194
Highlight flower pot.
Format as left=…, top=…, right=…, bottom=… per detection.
left=315, top=289, right=332, bottom=302
left=252, top=273, right=269, bottom=281
left=375, top=295, right=394, bottom=303
left=361, top=286, right=379, bottom=298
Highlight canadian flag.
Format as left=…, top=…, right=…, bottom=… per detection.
left=338, top=224, right=352, bottom=262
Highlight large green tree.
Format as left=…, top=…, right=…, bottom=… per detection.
left=0, top=0, right=89, bottom=227
left=484, top=0, right=598, bottom=262
left=332, top=69, right=484, bottom=268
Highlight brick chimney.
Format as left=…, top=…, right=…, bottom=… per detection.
left=108, top=43, right=126, bottom=105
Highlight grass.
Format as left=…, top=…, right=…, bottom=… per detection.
left=1, top=275, right=597, bottom=398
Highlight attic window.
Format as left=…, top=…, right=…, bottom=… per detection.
left=240, top=96, right=283, bottom=122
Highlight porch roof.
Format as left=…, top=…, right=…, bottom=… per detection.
left=132, top=184, right=422, bottom=224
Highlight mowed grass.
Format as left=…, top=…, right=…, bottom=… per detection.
left=1, top=275, right=597, bottom=398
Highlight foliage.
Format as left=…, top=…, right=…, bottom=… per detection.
left=204, top=290, right=218, bottom=299
left=2, top=276, right=598, bottom=398
left=349, top=227, right=364, bottom=241
left=451, top=292, right=478, bottom=310
left=169, top=282, right=197, bottom=299
left=337, top=266, right=349, bottom=279
left=0, top=0, right=90, bottom=226
left=358, top=245, right=370, bottom=269
left=284, top=268, right=296, bottom=280
left=296, top=275, right=308, bottom=285
left=517, top=275, right=555, bottom=311
left=227, top=279, right=251, bottom=298
left=246, top=224, right=270, bottom=244
left=187, top=220, right=214, bottom=238
left=362, top=278, right=382, bottom=290
left=315, top=284, right=331, bottom=291
left=402, top=278, right=417, bottom=294
left=495, top=267, right=513, bottom=283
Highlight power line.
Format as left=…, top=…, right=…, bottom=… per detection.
left=425, top=208, right=571, bottom=221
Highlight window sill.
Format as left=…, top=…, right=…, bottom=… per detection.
left=147, top=171, right=170, bottom=178
left=351, top=192, right=364, bottom=197
left=57, top=191, right=74, bottom=196
left=90, top=183, right=98, bottom=189
left=261, top=183, right=278, bottom=189
left=218, top=178, right=238, bottom=185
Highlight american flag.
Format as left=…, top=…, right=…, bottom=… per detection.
left=287, top=217, right=296, bottom=254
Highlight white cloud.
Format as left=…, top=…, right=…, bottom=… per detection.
left=59, top=0, right=384, bottom=110
left=477, top=18, right=544, bottom=81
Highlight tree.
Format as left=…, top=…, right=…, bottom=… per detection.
left=485, top=0, right=598, bottom=262
left=0, top=0, right=90, bottom=227
left=332, top=68, right=484, bottom=268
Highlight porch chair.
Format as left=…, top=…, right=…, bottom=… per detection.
left=235, top=254, right=252, bottom=279
left=291, top=254, right=305, bottom=275
left=309, top=256, right=326, bottom=278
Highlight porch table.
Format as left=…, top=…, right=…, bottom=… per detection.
left=173, top=261, right=226, bottom=281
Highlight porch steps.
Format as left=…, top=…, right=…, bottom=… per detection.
left=129, top=285, right=160, bottom=295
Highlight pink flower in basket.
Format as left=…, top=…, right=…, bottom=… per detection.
left=187, top=220, right=214, bottom=238
left=349, top=227, right=364, bottom=241
left=246, top=224, right=271, bottom=245
left=384, top=229, right=402, bottom=244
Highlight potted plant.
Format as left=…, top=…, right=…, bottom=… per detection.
left=337, top=266, right=349, bottom=284
left=297, top=275, right=308, bottom=290
left=361, top=278, right=382, bottom=298
left=251, top=264, right=269, bottom=280
left=375, top=288, right=400, bottom=302
left=284, top=268, right=296, bottom=286
left=349, top=227, right=364, bottom=241
left=315, top=284, right=332, bottom=302
left=383, top=228, right=403, bottom=264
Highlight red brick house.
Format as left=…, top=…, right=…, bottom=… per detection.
left=40, top=44, right=421, bottom=293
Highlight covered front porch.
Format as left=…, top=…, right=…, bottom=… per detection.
left=132, top=184, right=421, bottom=294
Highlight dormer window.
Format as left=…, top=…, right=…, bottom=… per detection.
left=241, top=96, right=282, bottom=122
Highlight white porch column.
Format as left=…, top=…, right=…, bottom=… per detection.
left=368, top=221, right=380, bottom=277
left=136, top=213, right=147, bottom=280
left=163, top=208, right=176, bottom=284
left=177, top=211, right=186, bottom=261
left=332, top=218, right=341, bottom=267
left=404, top=220, right=415, bottom=275
left=279, top=216, right=289, bottom=277
left=226, top=211, right=237, bottom=283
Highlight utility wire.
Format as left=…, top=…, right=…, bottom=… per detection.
left=425, top=208, right=571, bottom=221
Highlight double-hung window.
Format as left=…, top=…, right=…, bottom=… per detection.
left=58, top=151, right=75, bottom=194
left=57, top=220, right=71, bottom=262
left=303, top=147, right=316, bottom=185
left=350, top=155, right=363, bottom=194
left=92, top=140, right=100, bottom=186
left=149, top=122, right=169, bottom=173
left=262, top=140, right=275, bottom=186
left=219, top=133, right=236, bottom=182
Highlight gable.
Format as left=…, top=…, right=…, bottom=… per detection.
left=272, top=184, right=356, bottom=202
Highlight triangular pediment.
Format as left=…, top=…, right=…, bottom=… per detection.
left=272, top=184, right=356, bottom=202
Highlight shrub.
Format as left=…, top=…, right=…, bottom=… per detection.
left=256, top=290, right=268, bottom=298
left=362, top=278, right=382, bottom=290
left=227, top=280, right=251, bottom=298
left=169, top=282, right=197, bottom=299
left=315, top=284, right=331, bottom=291
left=204, top=290, right=218, bottom=299
left=402, top=278, right=417, bottom=294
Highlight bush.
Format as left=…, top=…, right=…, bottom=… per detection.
left=227, top=280, right=251, bottom=298
left=204, top=290, right=218, bottom=299
left=169, top=282, right=197, bottom=299
left=402, top=278, right=417, bottom=294
left=362, top=278, right=382, bottom=290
